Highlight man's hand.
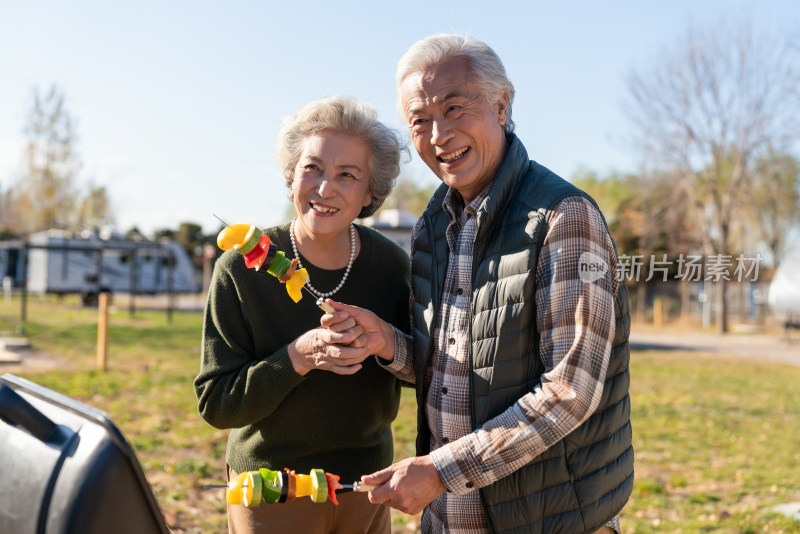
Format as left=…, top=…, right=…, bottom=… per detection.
left=361, top=455, right=446, bottom=515
left=320, top=299, right=396, bottom=361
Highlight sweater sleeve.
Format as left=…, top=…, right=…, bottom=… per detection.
left=194, top=253, right=306, bottom=429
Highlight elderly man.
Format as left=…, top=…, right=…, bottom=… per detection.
left=325, top=34, right=633, bottom=533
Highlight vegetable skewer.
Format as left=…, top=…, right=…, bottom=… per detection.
left=214, top=216, right=334, bottom=313
left=209, top=468, right=376, bottom=507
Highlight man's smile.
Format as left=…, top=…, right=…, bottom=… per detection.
left=438, top=147, right=470, bottom=163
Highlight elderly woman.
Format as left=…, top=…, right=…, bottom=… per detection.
left=194, top=96, right=409, bottom=534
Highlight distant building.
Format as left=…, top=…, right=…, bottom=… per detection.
left=361, top=209, right=417, bottom=254
left=0, top=241, right=24, bottom=287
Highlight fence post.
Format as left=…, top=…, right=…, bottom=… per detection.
left=653, top=298, right=663, bottom=329
left=20, top=244, right=28, bottom=323
left=97, top=292, right=109, bottom=371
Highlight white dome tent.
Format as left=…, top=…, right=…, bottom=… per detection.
left=768, top=248, right=800, bottom=332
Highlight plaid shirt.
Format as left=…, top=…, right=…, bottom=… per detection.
left=386, top=189, right=621, bottom=534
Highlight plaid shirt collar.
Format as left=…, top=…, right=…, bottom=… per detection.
left=442, top=185, right=491, bottom=228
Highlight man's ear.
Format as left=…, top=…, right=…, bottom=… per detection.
left=496, top=92, right=508, bottom=126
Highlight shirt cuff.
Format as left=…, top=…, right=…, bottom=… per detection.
left=430, top=441, right=478, bottom=495
left=377, top=326, right=413, bottom=373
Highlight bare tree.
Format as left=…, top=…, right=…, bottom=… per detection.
left=624, top=17, right=800, bottom=332
left=14, top=84, right=81, bottom=233
left=0, top=186, right=21, bottom=237
left=750, top=151, right=800, bottom=268
left=0, top=185, right=8, bottom=234
left=75, top=182, right=115, bottom=231
left=5, top=84, right=115, bottom=236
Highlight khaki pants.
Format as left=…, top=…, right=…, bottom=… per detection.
left=226, top=465, right=390, bottom=534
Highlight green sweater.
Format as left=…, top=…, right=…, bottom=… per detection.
left=195, top=223, right=410, bottom=483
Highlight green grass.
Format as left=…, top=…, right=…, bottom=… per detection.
left=2, top=296, right=799, bottom=533
left=629, top=350, right=800, bottom=533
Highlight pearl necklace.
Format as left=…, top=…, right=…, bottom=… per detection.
left=290, top=218, right=356, bottom=299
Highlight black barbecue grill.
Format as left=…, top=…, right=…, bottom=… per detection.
left=0, top=373, right=169, bottom=533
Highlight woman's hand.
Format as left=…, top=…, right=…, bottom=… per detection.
left=287, top=326, right=371, bottom=376
left=320, top=300, right=396, bottom=361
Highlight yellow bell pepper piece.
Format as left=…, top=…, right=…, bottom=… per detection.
left=285, top=268, right=309, bottom=303
left=294, top=474, right=313, bottom=498
left=217, top=224, right=253, bottom=251
left=226, top=472, right=248, bottom=505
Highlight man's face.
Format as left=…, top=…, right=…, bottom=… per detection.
left=399, top=57, right=508, bottom=203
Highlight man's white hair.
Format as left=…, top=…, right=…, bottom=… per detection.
left=395, top=33, right=516, bottom=134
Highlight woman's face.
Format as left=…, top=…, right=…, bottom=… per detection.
left=291, top=130, right=372, bottom=241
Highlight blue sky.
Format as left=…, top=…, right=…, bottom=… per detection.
left=1, top=1, right=797, bottom=235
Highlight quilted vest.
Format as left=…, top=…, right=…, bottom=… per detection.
left=411, top=135, right=633, bottom=533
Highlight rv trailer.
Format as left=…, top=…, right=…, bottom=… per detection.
left=2, top=230, right=198, bottom=303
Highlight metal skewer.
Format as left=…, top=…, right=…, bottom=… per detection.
left=254, top=260, right=331, bottom=312
left=340, top=482, right=376, bottom=492
left=203, top=482, right=375, bottom=492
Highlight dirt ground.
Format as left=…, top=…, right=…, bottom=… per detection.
left=629, top=324, right=800, bottom=366
left=0, top=343, right=66, bottom=375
